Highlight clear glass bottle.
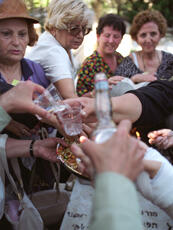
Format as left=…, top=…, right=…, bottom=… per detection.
left=92, top=72, right=116, bottom=143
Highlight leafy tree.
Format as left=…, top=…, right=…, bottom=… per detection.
left=25, top=0, right=49, bottom=27
left=25, top=0, right=173, bottom=28
left=86, top=0, right=173, bottom=28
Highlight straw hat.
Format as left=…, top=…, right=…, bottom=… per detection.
left=0, top=0, right=38, bottom=23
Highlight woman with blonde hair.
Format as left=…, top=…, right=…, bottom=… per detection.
left=27, top=0, right=94, bottom=99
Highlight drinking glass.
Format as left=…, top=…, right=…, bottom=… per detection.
left=56, top=103, right=82, bottom=136
left=46, top=83, right=62, bottom=102
left=34, top=83, right=62, bottom=114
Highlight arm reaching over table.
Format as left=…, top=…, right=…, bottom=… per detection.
left=0, top=81, right=49, bottom=119
left=148, top=129, right=173, bottom=149
left=71, top=120, right=145, bottom=230
left=136, top=147, right=173, bottom=219
left=66, top=80, right=173, bottom=128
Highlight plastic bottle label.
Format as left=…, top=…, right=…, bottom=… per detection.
left=95, top=80, right=109, bottom=91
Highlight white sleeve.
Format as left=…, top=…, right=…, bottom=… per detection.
left=43, top=47, right=73, bottom=83
left=27, top=34, right=74, bottom=83
left=136, top=147, right=173, bottom=218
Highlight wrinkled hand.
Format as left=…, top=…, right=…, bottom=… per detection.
left=5, top=120, right=33, bottom=138
left=34, top=137, right=67, bottom=162
left=71, top=120, right=145, bottom=181
left=131, top=73, right=157, bottom=83
left=108, top=76, right=124, bottom=85
left=148, top=129, right=173, bottom=149
left=0, top=81, right=49, bottom=119
left=64, top=97, right=96, bottom=123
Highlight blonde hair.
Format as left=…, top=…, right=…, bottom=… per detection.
left=44, top=0, right=94, bottom=31
left=130, top=10, right=167, bottom=41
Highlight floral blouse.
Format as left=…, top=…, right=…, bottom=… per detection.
left=115, top=50, right=173, bottom=80
left=76, top=50, right=124, bottom=96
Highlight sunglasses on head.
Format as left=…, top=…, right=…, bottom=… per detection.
left=67, top=24, right=91, bottom=36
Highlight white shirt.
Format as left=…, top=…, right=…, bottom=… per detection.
left=26, top=31, right=76, bottom=83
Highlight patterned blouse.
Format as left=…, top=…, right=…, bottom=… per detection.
left=115, top=50, right=173, bottom=80
left=76, top=50, right=124, bottom=96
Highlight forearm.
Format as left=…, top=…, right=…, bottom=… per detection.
left=131, top=74, right=145, bottom=83
left=6, top=138, right=32, bottom=158
left=54, top=79, right=77, bottom=99
left=0, top=93, right=13, bottom=113
left=0, top=106, right=11, bottom=132
left=90, top=172, right=143, bottom=230
left=111, top=93, right=142, bottom=123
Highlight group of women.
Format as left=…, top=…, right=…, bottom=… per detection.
left=1, top=0, right=173, bottom=228
left=77, top=9, right=173, bottom=97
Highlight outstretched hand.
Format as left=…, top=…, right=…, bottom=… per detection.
left=148, top=129, right=173, bottom=149
left=64, top=97, right=96, bottom=123
left=108, top=75, right=124, bottom=85
left=33, top=137, right=68, bottom=162
left=71, top=120, right=145, bottom=181
left=0, top=81, right=50, bottom=119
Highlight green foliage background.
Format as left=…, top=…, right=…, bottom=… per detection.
left=25, top=0, right=173, bottom=28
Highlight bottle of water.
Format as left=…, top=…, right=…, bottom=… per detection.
left=92, top=72, right=116, bottom=143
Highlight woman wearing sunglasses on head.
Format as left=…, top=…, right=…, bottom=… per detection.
left=27, top=0, right=94, bottom=99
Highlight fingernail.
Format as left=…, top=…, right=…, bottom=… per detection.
left=79, top=136, right=87, bottom=143
left=81, top=110, right=86, bottom=116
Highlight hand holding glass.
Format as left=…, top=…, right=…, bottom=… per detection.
left=34, top=84, right=82, bottom=136
left=56, top=103, right=82, bottom=136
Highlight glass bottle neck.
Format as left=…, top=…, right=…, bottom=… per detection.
left=95, top=89, right=114, bottom=129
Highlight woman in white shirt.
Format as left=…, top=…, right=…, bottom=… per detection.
left=27, top=0, right=94, bottom=99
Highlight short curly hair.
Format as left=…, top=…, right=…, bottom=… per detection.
left=96, top=14, right=126, bottom=36
left=130, top=10, right=167, bottom=41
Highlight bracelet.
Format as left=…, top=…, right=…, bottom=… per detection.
left=29, top=140, right=36, bottom=157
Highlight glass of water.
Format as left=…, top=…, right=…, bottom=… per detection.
left=46, top=83, right=63, bottom=102
left=56, top=103, right=82, bottom=136
left=34, top=90, right=55, bottom=113
left=34, top=83, right=62, bottom=113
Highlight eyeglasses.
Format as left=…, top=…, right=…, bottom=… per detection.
left=67, top=25, right=91, bottom=36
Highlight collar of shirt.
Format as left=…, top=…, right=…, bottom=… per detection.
left=0, top=58, right=33, bottom=83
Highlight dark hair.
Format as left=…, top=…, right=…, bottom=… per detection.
left=27, top=23, right=38, bottom=46
left=96, top=14, right=126, bottom=36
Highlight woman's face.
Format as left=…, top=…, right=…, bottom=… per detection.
left=136, top=21, right=161, bottom=53
left=0, top=18, right=29, bottom=64
left=55, top=22, right=86, bottom=51
left=97, top=26, right=123, bottom=56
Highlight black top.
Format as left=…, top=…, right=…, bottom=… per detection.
left=128, top=80, right=173, bottom=163
left=129, top=80, right=173, bottom=127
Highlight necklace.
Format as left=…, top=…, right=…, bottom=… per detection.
left=141, top=51, right=161, bottom=73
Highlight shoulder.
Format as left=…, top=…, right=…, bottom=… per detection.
left=23, top=58, right=44, bottom=71
left=28, top=31, right=66, bottom=59
left=84, top=51, right=99, bottom=62
left=23, top=58, right=49, bottom=87
left=161, top=50, right=173, bottom=59
left=119, top=55, right=134, bottom=65
left=80, top=51, right=99, bottom=68
left=115, top=51, right=124, bottom=64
